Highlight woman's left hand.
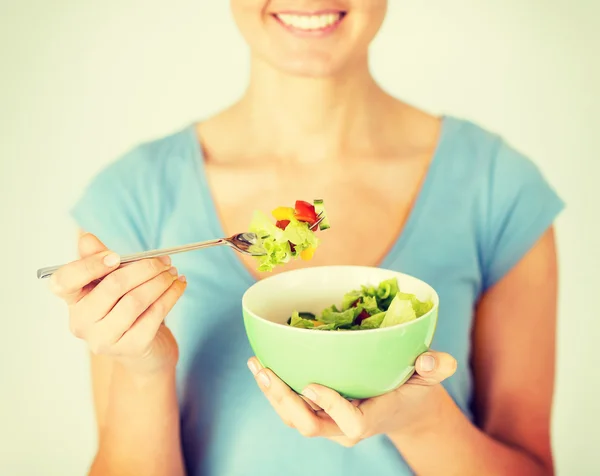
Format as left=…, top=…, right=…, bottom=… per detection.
left=247, top=350, right=457, bottom=447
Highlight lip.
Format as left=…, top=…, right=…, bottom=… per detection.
left=271, top=11, right=347, bottom=38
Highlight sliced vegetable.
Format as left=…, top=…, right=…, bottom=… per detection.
left=249, top=198, right=329, bottom=272
left=313, top=199, right=331, bottom=230
left=294, top=200, right=318, bottom=224
left=320, top=307, right=355, bottom=329
left=275, top=219, right=290, bottom=230
left=288, top=277, right=433, bottom=331
left=376, top=278, right=400, bottom=309
left=300, top=247, right=316, bottom=261
left=289, top=311, right=316, bottom=329
left=298, top=312, right=316, bottom=320
left=341, top=290, right=362, bottom=311
left=355, top=309, right=371, bottom=325
left=360, top=312, right=386, bottom=329
left=272, top=207, right=295, bottom=221
left=379, top=295, right=417, bottom=328
left=361, top=295, right=381, bottom=315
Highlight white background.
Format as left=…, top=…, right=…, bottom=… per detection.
left=1, top=0, right=599, bottom=474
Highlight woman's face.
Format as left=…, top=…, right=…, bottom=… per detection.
left=230, top=0, right=387, bottom=77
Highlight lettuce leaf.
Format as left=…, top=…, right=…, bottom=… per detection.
left=248, top=211, right=319, bottom=272
left=341, top=290, right=362, bottom=310
left=359, top=312, right=386, bottom=329
left=396, top=291, right=435, bottom=317
left=284, top=218, right=319, bottom=253
left=320, top=307, right=355, bottom=328
left=361, top=295, right=381, bottom=315
left=376, top=278, right=400, bottom=309
left=380, top=295, right=417, bottom=328
left=289, top=311, right=316, bottom=329
left=288, top=278, right=434, bottom=331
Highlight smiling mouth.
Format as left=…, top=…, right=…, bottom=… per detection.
left=272, top=11, right=346, bottom=33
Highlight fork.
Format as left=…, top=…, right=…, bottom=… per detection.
left=36, top=214, right=325, bottom=279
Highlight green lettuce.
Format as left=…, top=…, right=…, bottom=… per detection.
left=396, top=291, right=434, bottom=317
left=249, top=211, right=319, bottom=272
left=341, top=290, right=362, bottom=310
left=360, top=312, right=386, bottom=329
left=380, top=295, right=417, bottom=328
left=289, top=311, right=316, bottom=329
left=376, top=278, right=400, bottom=309
left=288, top=277, right=434, bottom=331
left=361, top=295, right=381, bottom=315
left=320, top=307, right=355, bottom=329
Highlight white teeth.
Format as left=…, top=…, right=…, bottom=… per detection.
left=276, top=13, right=342, bottom=31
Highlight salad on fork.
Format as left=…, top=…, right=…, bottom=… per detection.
left=249, top=199, right=330, bottom=272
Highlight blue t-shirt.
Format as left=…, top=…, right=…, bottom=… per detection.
left=72, top=116, right=564, bottom=476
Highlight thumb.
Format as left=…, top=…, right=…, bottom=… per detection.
left=78, top=231, right=108, bottom=258
left=413, top=351, right=457, bottom=385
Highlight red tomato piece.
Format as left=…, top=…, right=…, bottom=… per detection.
left=276, top=220, right=290, bottom=230
left=355, top=309, right=370, bottom=325
left=294, top=200, right=318, bottom=224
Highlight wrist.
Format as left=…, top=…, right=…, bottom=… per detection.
left=116, top=358, right=178, bottom=388
left=386, top=385, right=456, bottom=441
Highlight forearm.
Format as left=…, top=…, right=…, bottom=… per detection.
left=90, top=364, right=185, bottom=476
left=388, top=387, right=550, bottom=476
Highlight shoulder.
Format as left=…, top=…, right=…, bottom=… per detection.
left=444, top=116, right=560, bottom=208
left=72, top=125, right=197, bottom=251
left=91, top=125, right=196, bottom=191
left=441, top=116, right=540, bottom=179
left=442, top=117, right=564, bottom=290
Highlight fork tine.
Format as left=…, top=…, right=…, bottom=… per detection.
left=310, top=213, right=325, bottom=231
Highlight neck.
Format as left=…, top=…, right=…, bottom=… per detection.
left=233, top=56, right=393, bottom=163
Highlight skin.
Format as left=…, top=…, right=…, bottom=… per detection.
left=49, top=1, right=556, bottom=474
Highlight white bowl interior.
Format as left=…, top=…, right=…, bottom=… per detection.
left=243, top=266, right=439, bottom=325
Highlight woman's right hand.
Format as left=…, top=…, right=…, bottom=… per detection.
left=49, top=232, right=187, bottom=375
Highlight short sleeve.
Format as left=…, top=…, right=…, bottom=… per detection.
left=71, top=147, right=156, bottom=255
left=481, top=141, right=565, bottom=291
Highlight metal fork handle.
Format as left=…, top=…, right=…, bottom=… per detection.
left=36, top=238, right=228, bottom=279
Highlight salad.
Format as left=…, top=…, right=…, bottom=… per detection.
left=287, top=277, right=433, bottom=331
left=249, top=199, right=330, bottom=272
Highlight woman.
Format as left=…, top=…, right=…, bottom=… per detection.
left=49, top=1, right=563, bottom=475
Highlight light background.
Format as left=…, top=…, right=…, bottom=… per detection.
left=1, top=1, right=599, bottom=474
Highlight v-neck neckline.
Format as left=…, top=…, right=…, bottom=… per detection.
left=186, top=115, right=456, bottom=286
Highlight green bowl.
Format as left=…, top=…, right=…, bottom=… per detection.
left=242, top=266, right=439, bottom=399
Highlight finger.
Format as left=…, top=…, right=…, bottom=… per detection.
left=90, top=268, right=179, bottom=347
left=115, top=276, right=187, bottom=355
left=78, top=232, right=107, bottom=258
left=73, top=233, right=112, bottom=300
left=300, top=395, right=322, bottom=412
left=327, top=435, right=362, bottom=448
left=412, top=351, right=457, bottom=385
left=78, top=257, right=173, bottom=322
left=50, top=251, right=121, bottom=303
left=302, top=384, right=366, bottom=440
left=247, top=358, right=341, bottom=438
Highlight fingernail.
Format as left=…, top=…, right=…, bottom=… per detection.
left=258, top=371, right=270, bottom=388
left=178, top=275, right=187, bottom=283
left=420, top=355, right=435, bottom=372
left=302, top=388, right=317, bottom=402
left=168, top=267, right=178, bottom=276
left=159, top=256, right=171, bottom=266
left=103, top=253, right=120, bottom=267
left=248, top=360, right=258, bottom=375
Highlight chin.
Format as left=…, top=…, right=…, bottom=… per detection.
left=260, top=47, right=366, bottom=79
left=274, top=57, right=347, bottom=78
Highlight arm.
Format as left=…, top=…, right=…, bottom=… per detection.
left=51, top=232, right=186, bottom=476
left=388, top=227, right=557, bottom=475
left=89, top=358, right=185, bottom=476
